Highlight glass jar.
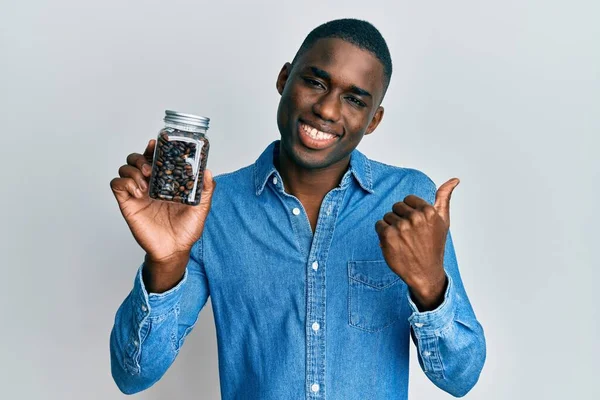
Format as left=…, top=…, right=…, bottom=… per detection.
left=148, top=110, right=211, bottom=206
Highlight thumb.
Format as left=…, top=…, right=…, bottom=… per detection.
left=191, top=169, right=217, bottom=215
left=434, top=178, right=460, bottom=225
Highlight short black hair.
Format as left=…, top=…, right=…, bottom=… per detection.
left=291, top=18, right=393, bottom=98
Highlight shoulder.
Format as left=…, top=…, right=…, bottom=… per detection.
left=369, top=157, right=437, bottom=188
left=211, top=164, right=255, bottom=199
left=213, top=164, right=253, bottom=184
left=367, top=157, right=437, bottom=204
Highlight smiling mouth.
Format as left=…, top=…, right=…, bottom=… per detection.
left=297, top=121, right=340, bottom=150
left=299, top=122, right=339, bottom=140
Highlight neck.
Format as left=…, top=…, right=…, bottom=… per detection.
left=275, top=142, right=350, bottom=201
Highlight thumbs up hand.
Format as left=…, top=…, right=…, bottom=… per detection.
left=375, top=178, right=460, bottom=311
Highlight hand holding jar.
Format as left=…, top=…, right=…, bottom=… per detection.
left=109, top=111, right=216, bottom=292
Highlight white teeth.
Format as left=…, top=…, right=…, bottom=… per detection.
left=302, top=123, right=335, bottom=141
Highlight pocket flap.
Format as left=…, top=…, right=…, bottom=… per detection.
left=348, top=260, right=401, bottom=290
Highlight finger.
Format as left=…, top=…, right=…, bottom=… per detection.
left=375, top=220, right=392, bottom=248
left=375, top=219, right=390, bottom=237
left=110, top=177, right=144, bottom=203
left=127, top=153, right=152, bottom=178
left=391, top=201, right=415, bottom=218
left=197, top=169, right=217, bottom=208
left=143, top=139, right=156, bottom=162
left=403, top=194, right=430, bottom=209
left=383, top=211, right=403, bottom=226
left=434, top=178, right=460, bottom=224
left=118, top=165, right=148, bottom=191
left=141, top=140, right=157, bottom=177
left=188, top=169, right=217, bottom=219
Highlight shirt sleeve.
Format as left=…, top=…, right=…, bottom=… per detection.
left=406, top=177, right=487, bottom=397
left=109, top=238, right=210, bottom=394
left=406, top=228, right=486, bottom=397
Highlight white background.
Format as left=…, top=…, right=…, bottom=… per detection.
left=1, top=0, right=598, bottom=399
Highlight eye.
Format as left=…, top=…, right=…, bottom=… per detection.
left=303, top=78, right=325, bottom=89
left=346, top=96, right=366, bottom=108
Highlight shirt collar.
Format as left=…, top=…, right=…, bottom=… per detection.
left=254, top=140, right=374, bottom=196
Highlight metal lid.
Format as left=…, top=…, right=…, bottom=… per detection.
left=164, top=110, right=210, bottom=130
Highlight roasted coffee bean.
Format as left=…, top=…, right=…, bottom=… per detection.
left=149, top=126, right=210, bottom=205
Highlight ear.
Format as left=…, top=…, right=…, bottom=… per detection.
left=276, top=62, right=292, bottom=95
left=364, top=106, right=384, bottom=136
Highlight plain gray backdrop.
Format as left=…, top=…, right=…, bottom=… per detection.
left=1, top=0, right=598, bottom=399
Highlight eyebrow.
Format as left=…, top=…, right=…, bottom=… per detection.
left=308, top=66, right=372, bottom=98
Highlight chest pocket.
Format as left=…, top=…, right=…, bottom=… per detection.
left=348, top=260, right=407, bottom=332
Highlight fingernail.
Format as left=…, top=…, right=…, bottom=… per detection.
left=140, top=181, right=147, bottom=191
left=136, top=188, right=143, bottom=197
left=143, top=165, right=151, bottom=175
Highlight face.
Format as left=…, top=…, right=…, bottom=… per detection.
left=276, top=38, right=386, bottom=170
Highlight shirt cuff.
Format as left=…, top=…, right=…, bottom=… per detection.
left=407, top=273, right=455, bottom=334
left=131, top=262, right=189, bottom=318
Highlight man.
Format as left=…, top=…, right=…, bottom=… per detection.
left=110, top=18, right=486, bottom=399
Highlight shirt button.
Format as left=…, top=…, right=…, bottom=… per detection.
left=312, top=261, right=319, bottom=271
left=311, top=383, right=320, bottom=393
left=292, top=207, right=300, bottom=215
left=423, top=351, right=431, bottom=357
left=133, top=340, right=138, bottom=346
left=272, top=177, right=278, bottom=185
left=141, top=305, right=147, bottom=312
left=312, top=322, right=320, bottom=332
left=414, top=322, right=424, bottom=328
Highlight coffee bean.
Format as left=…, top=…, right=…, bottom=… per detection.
left=149, top=126, right=210, bottom=206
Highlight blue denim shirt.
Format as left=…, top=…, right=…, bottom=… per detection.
left=110, top=140, right=486, bottom=399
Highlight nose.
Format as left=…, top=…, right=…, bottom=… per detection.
left=312, top=92, right=341, bottom=123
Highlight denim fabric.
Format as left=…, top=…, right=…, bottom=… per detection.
left=110, top=140, right=486, bottom=399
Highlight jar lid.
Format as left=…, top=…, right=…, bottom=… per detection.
left=164, top=110, right=210, bottom=129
